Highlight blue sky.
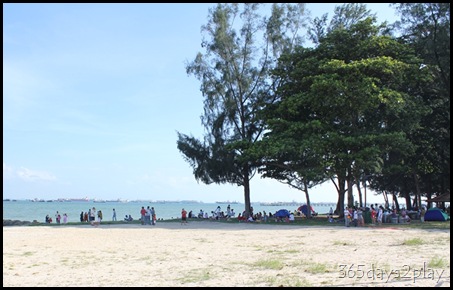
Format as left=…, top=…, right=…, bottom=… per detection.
left=3, top=3, right=401, bottom=203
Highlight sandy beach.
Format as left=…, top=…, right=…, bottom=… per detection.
left=3, top=221, right=450, bottom=287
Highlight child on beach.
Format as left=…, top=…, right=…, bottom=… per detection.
left=181, top=208, right=188, bottom=225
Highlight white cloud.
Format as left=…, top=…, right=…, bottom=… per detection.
left=3, top=163, right=14, bottom=179
left=16, top=167, right=57, bottom=182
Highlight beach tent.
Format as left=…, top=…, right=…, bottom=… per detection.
left=425, top=193, right=450, bottom=203
left=424, top=207, right=450, bottom=221
left=297, top=205, right=317, bottom=216
left=274, top=209, right=290, bottom=218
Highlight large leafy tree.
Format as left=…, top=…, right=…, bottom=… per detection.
left=251, top=4, right=383, bottom=216
left=390, top=3, right=450, bottom=207
left=308, top=3, right=378, bottom=46
left=259, top=17, right=429, bottom=217
left=250, top=112, right=328, bottom=218
left=176, top=3, right=308, bottom=217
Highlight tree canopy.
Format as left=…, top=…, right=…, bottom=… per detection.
left=176, top=3, right=308, bottom=217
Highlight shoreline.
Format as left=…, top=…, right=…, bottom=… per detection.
left=3, top=216, right=451, bottom=229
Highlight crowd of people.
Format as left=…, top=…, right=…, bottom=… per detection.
left=139, top=206, right=157, bottom=225
left=43, top=202, right=438, bottom=227
left=45, top=211, right=68, bottom=224
left=340, top=203, right=427, bottom=227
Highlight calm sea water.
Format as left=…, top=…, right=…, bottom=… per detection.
left=3, top=200, right=333, bottom=222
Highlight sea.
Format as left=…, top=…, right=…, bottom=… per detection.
left=2, top=200, right=335, bottom=223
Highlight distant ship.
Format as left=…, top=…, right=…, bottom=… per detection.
left=68, top=197, right=90, bottom=202
left=215, top=200, right=241, bottom=204
left=93, top=200, right=106, bottom=203
left=259, top=201, right=300, bottom=206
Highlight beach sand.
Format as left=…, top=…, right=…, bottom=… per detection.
left=3, top=221, right=450, bottom=287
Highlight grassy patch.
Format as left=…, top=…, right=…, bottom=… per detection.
left=428, top=256, right=448, bottom=268
left=402, top=238, right=424, bottom=246
left=253, top=259, right=284, bottom=270
left=178, top=269, right=211, bottom=284
left=400, top=220, right=450, bottom=230
left=279, top=277, right=312, bottom=287
left=261, top=275, right=312, bottom=287
left=306, top=262, right=329, bottom=274
left=283, top=249, right=300, bottom=254
left=332, top=240, right=354, bottom=246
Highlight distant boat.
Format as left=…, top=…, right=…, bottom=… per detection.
left=93, top=199, right=106, bottom=203
left=68, top=197, right=90, bottom=202
left=216, top=200, right=241, bottom=204
left=259, top=201, right=300, bottom=206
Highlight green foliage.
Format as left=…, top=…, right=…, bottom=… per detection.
left=401, top=238, right=425, bottom=246
left=428, top=256, right=448, bottom=269
left=390, top=3, right=450, bottom=199
left=253, top=259, right=284, bottom=270
left=177, top=4, right=309, bottom=215
left=255, top=14, right=434, bottom=212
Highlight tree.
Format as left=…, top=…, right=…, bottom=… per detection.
left=308, top=3, right=378, bottom=46
left=260, top=17, right=429, bottom=217
left=391, top=3, right=450, bottom=207
left=176, top=3, right=308, bottom=217
left=251, top=117, right=328, bottom=218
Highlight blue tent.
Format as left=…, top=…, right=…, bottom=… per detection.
left=424, top=207, right=450, bottom=221
left=297, top=204, right=318, bottom=216
left=275, top=209, right=290, bottom=218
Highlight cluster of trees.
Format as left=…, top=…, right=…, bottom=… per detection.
left=177, top=3, right=450, bottom=218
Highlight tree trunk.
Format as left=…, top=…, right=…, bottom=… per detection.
left=304, top=181, right=311, bottom=218
left=383, top=191, right=389, bottom=209
left=402, top=189, right=411, bottom=209
left=356, top=179, right=363, bottom=208
left=243, top=167, right=251, bottom=219
left=363, top=179, right=367, bottom=208
left=333, top=176, right=346, bottom=217
left=392, top=192, right=400, bottom=211
left=347, top=178, right=354, bottom=208
left=413, top=172, right=422, bottom=210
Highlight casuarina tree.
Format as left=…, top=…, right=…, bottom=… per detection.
left=176, top=3, right=308, bottom=217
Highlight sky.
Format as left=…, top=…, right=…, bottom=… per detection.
left=3, top=3, right=403, bottom=204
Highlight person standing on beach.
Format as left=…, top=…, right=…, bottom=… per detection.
left=97, top=210, right=103, bottom=223
left=214, top=206, right=221, bottom=220
left=112, top=209, right=117, bottom=221
left=91, top=207, right=96, bottom=222
left=420, top=206, right=426, bottom=222
left=140, top=206, right=146, bottom=225
left=181, top=208, right=188, bottom=225
left=145, top=206, right=151, bottom=225
left=377, top=206, right=383, bottom=225
left=352, top=207, right=358, bottom=227
left=55, top=211, right=61, bottom=224
left=370, top=205, right=377, bottom=225
left=344, top=207, right=350, bottom=227
left=150, top=207, right=156, bottom=225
